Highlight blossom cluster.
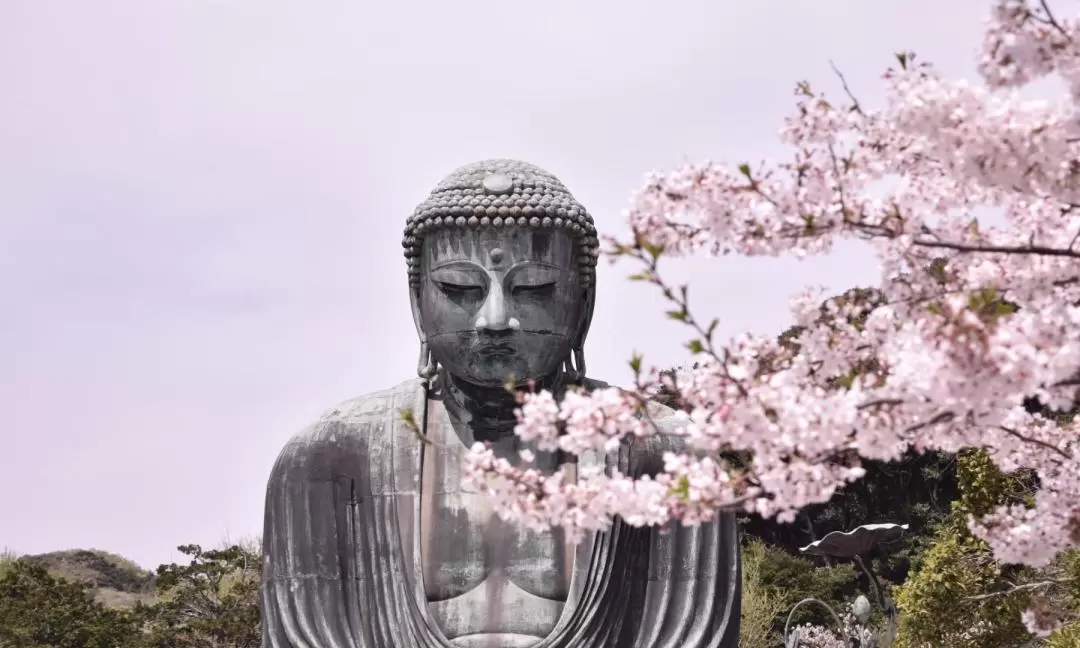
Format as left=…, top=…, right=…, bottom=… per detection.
left=465, top=0, right=1080, bottom=636
left=1018, top=590, right=1080, bottom=638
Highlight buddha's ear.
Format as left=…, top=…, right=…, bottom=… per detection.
left=409, top=285, right=436, bottom=379
left=564, top=282, right=595, bottom=383
left=573, top=282, right=596, bottom=353
left=409, top=285, right=425, bottom=343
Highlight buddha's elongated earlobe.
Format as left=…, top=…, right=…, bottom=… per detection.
left=563, top=347, right=586, bottom=384
left=564, top=282, right=595, bottom=385
left=410, top=281, right=438, bottom=381
left=417, top=342, right=436, bottom=380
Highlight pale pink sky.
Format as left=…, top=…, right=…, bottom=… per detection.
left=1, top=0, right=993, bottom=569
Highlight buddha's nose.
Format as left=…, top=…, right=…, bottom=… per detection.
left=475, top=284, right=520, bottom=332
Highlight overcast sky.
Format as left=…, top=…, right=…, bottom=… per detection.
left=1, top=0, right=1000, bottom=570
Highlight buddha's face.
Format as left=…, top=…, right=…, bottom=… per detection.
left=416, top=227, right=585, bottom=387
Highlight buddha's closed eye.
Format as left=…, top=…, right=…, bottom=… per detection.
left=511, top=282, right=557, bottom=297
left=509, top=266, right=560, bottom=298
left=435, top=281, right=484, bottom=297
left=431, top=268, right=485, bottom=297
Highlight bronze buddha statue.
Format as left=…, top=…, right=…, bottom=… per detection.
left=260, top=159, right=741, bottom=648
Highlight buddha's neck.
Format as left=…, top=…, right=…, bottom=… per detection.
left=438, top=369, right=568, bottom=446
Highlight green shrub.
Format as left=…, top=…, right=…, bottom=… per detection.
left=137, top=543, right=261, bottom=648
left=752, top=538, right=859, bottom=635
left=0, top=559, right=142, bottom=648
left=739, top=539, right=790, bottom=648
left=894, top=449, right=1079, bottom=647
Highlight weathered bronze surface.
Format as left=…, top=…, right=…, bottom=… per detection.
left=260, top=159, right=741, bottom=648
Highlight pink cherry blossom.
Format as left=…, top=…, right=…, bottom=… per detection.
left=465, top=0, right=1080, bottom=633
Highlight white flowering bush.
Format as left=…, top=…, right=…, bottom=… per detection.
left=790, top=607, right=876, bottom=648
left=465, top=0, right=1080, bottom=637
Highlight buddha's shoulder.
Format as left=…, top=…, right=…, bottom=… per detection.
left=275, top=378, right=425, bottom=457
left=315, top=377, right=427, bottom=424
left=582, top=377, right=686, bottom=432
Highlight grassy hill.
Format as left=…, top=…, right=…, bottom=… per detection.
left=0, top=548, right=155, bottom=608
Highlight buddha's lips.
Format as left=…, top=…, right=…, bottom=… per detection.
left=475, top=342, right=515, bottom=357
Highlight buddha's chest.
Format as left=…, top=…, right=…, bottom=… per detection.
left=418, top=407, right=575, bottom=640
left=418, top=435, right=574, bottom=600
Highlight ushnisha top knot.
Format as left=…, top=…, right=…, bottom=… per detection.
left=402, top=159, right=600, bottom=289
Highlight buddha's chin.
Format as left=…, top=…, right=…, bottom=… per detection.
left=448, top=357, right=553, bottom=389
left=455, top=366, right=532, bottom=389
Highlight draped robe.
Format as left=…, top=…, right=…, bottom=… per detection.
left=261, top=378, right=740, bottom=648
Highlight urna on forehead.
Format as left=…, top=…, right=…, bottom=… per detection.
left=402, top=159, right=600, bottom=287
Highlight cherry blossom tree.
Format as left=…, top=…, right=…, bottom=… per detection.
left=464, top=0, right=1080, bottom=637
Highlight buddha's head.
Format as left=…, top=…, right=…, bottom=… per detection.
left=403, top=159, right=598, bottom=388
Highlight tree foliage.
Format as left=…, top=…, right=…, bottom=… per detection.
left=138, top=543, right=261, bottom=648
left=0, top=543, right=260, bottom=648
left=894, top=399, right=1080, bottom=647
left=893, top=450, right=1037, bottom=647
left=738, top=539, right=792, bottom=648
left=0, top=559, right=140, bottom=648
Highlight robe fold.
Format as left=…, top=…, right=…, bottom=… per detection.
left=261, top=378, right=740, bottom=648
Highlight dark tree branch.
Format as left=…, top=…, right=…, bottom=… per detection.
left=912, top=239, right=1080, bottom=258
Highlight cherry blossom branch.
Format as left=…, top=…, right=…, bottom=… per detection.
left=617, top=239, right=756, bottom=402
left=999, top=425, right=1072, bottom=460
left=962, top=578, right=1070, bottom=602
left=828, top=60, right=863, bottom=115
left=1037, top=0, right=1069, bottom=37
left=912, top=239, right=1080, bottom=258
left=466, top=8, right=1080, bottom=620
